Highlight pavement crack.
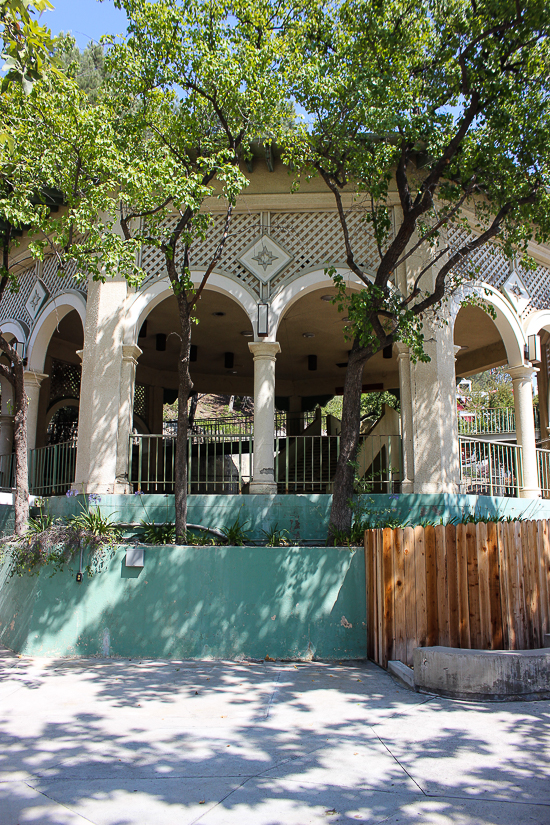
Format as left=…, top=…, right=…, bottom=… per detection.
left=368, top=725, right=427, bottom=796
left=24, top=781, right=97, bottom=824
left=263, top=667, right=283, bottom=720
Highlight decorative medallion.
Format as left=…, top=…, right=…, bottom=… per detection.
left=237, top=233, right=293, bottom=283
left=25, top=280, right=48, bottom=320
left=503, top=270, right=531, bottom=316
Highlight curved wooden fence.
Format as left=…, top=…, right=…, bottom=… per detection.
left=365, top=521, right=550, bottom=669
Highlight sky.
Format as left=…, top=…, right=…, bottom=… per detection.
left=40, top=0, right=128, bottom=49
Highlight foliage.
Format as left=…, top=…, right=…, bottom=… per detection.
left=465, top=367, right=515, bottom=409
left=138, top=520, right=176, bottom=545
left=68, top=501, right=121, bottom=539
left=220, top=512, right=250, bottom=546
left=57, top=34, right=108, bottom=104
left=286, top=0, right=550, bottom=540
left=262, top=523, right=291, bottom=547
left=0, top=0, right=58, bottom=95
left=322, top=391, right=399, bottom=423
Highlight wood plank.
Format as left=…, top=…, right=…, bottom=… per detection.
left=512, top=522, right=526, bottom=649
left=466, top=523, right=481, bottom=649
left=520, top=522, right=532, bottom=648
left=486, top=521, right=503, bottom=650
left=375, top=529, right=383, bottom=664
left=476, top=521, right=491, bottom=649
left=394, top=528, right=406, bottom=663
left=506, top=522, right=520, bottom=649
left=456, top=523, right=471, bottom=648
left=414, top=525, right=428, bottom=650
left=424, top=525, right=438, bottom=646
left=528, top=520, right=541, bottom=648
left=382, top=528, right=394, bottom=668
left=538, top=520, right=550, bottom=639
left=435, top=525, right=450, bottom=646
left=365, top=530, right=375, bottom=661
left=446, top=523, right=460, bottom=648
left=496, top=523, right=510, bottom=650
left=403, top=525, right=417, bottom=667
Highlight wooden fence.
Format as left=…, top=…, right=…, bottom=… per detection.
left=365, top=520, right=550, bottom=668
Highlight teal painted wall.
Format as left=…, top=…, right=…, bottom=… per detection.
left=0, top=545, right=366, bottom=660
left=6, top=492, right=550, bottom=543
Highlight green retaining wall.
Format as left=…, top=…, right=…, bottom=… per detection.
left=10, top=492, right=550, bottom=543
left=0, top=545, right=366, bottom=660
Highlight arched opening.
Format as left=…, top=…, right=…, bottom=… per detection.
left=36, top=309, right=84, bottom=448
left=131, top=288, right=255, bottom=493
left=454, top=303, right=529, bottom=496
left=275, top=285, right=401, bottom=493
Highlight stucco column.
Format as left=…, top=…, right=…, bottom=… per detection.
left=114, top=345, right=142, bottom=490
left=396, top=344, right=414, bottom=493
left=409, top=322, right=460, bottom=494
left=249, top=341, right=281, bottom=494
left=24, top=371, right=48, bottom=451
left=509, top=365, right=540, bottom=498
left=74, top=278, right=131, bottom=495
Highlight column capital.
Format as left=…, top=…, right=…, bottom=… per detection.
left=508, top=364, right=537, bottom=381
left=122, top=344, right=142, bottom=366
left=395, top=342, right=410, bottom=361
left=248, top=341, right=281, bottom=360
left=23, top=370, right=48, bottom=389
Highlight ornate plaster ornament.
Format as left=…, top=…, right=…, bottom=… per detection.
left=237, top=233, right=293, bottom=283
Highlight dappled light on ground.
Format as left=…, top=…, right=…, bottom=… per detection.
left=0, top=648, right=549, bottom=823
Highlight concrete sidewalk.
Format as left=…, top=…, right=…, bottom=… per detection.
left=0, top=647, right=549, bottom=824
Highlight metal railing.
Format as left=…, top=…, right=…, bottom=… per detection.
left=163, top=410, right=324, bottom=439
left=28, top=441, right=77, bottom=496
left=130, top=432, right=402, bottom=495
left=130, top=432, right=253, bottom=494
left=459, top=436, right=523, bottom=497
left=274, top=433, right=401, bottom=493
left=537, top=448, right=550, bottom=498
left=458, top=406, right=540, bottom=435
left=0, top=452, right=14, bottom=491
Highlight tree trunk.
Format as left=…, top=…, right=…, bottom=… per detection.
left=12, top=360, right=28, bottom=536
left=175, top=300, right=193, bottom=543
left=327, top=345, right=369, bottom=545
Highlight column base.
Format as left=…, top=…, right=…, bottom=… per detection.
left=249, top=481, right=278, bottom=495
left=412, top=482, right=460, bottom=494
left=72, top=481, right=133, bottom=495
left=520, top=487, right=542, bottom=499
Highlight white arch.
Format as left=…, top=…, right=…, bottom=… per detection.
left=524, top=310, right=550, bottom=338
left=27, top=291, right=87, bottom=372
left=0, top=319, right=27, bottom=345
left=123, top=271, right=258, bottom=346
left=452, top=282, right=526, bottom=367
left=271, top=267, right=365, bottom=341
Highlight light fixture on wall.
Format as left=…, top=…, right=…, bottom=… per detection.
left=308, top=354, right=317, bottom=371
left=156, top=333, right=167, bottom=352
left=224, top=352, right=234, bottom=369
left=10, top=340, right=27, bottom=366
left=383, top=345, right=393, bottom=359
left=190, top=344, right=198, bottom=362
left=257, top=303, right=269, bottom=336
left=527, top=334, right=541, bottom=364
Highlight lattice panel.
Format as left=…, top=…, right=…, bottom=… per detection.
left=0, top=262, right=37, bottom=326
left=140, top=214, right=263, bottom=296
left=49, top=359, right=81, bottom=405
left=269, top=211, right=381, bottom=293
left=448, top=224, right=550, bottom=311
left=134, top=382, right=149, bottom=423
left=447, top=224, right=510, bottom=288
left=517, top=263, right=550, bottom=312
left=42, top=256, right=87, bottom=296
left=139, top=210, right=381, bottom=298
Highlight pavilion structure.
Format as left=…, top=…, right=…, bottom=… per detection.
left=1, top=152, right=550, bottom=502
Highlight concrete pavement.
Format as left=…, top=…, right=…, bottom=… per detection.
left=0, top=646, right=549, bottom=824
